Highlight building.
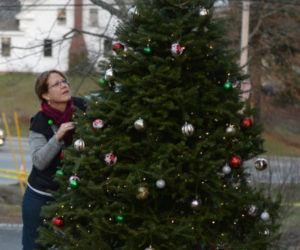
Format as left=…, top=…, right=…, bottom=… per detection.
left=0, top=0, right=118, bottom=73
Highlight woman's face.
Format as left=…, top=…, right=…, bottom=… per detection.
left=42, top=73, right=71, bottom=104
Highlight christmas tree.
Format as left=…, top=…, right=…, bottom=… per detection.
left=39, top=0, right=280, bottom=249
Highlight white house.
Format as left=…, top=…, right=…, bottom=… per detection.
left=0, top=0, right=119, bottom=73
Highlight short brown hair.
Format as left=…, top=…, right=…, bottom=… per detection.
left=35, top=70, right=67, bottom=102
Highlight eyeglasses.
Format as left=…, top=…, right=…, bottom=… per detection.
left=48, top=79, right=70, bottom=89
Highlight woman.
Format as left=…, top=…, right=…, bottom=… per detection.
left=22, top=70, right=85, bottom=250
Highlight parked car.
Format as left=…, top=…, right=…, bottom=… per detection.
left=0, top=128, right=5, bottom=146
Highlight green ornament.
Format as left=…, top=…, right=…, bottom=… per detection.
left=99, top=78, right=107, bottom=84
left=48, top=119, right=54, bottom=125
left=115, top=215, right=124, bottom=222
left=144, top=46, right=152, bottom=54
left=224, top=81, right=233, bottom=90
left=56, top=169, right=64, bottom=176
left=70, top=180, right=79, bottom=189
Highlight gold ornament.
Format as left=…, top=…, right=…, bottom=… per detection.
left=74, top=138, right=85, bottom=151
left=136, top=187, right=149, bottom=200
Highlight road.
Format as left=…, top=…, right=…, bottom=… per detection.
left=0, top=225, right=22, bottom=250
left=0, top=137, right=32, bottom=185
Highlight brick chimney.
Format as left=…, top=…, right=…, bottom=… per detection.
left=69, top=0, right=88, bottom=66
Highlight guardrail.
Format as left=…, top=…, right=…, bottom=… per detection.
left=1, top=112, right=27, bottom=194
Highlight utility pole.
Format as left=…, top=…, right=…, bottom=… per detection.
left=240, top=1, right=252, bottom=114
left=240, top=0, right=250, bottom=74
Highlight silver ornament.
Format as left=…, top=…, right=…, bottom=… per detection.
left=134, top=118, right=145, bottom=131
left=92, top=119, right=104, bottom=129
left=247, top=205, right=258, bottom=216
left=128, top=6, right=138, bottom=19
left=260, top=211, right=270, bottom=221
left=74, top=138, right=85, bottom=151
left=255, top=158, right=268, bottom=171
left=222, top=165, right=231, bottom=175
left=156, top=179, right=166, bottom=189
left=226, top=124, right=236, bottom=134
left=181, top=122, right=194, bottom=136
left=69, top=176, right=80, bottom=182
left=199, top=8, right=208, bottom=16
left=261, top=228, right=270, bottom=236
left=171, top=43, right=185, bottom=56
left=145, top=245, right=155, bottom=250
left=136, top=186, right=149, bottom=200
left=104, top=153, right=117, bottom=166
left=190, top=199, right=202, bottom=211
left=105, top=68, right=115, bottom=82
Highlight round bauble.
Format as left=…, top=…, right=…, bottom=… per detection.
left=190, top=199, right=202, bottom=211
left=136, top=187, right=149, bottom=200
left=181, top=122, right=194, bottom=136
left=52, top=217, right=64, bottom=227
left=254, top=158, right=268, bottom=171
left=105, top=68, right=115, bottom=82
left=247, top=205, right=259, bottom=216
left=115, top=215, right=124, bottom=222
left=229, top=156, right=242, bottom=169
left=260, top=211, right=270, bottom=221
left=134, top=118, right=145, bottom=131
left=128, top=6, right=138, bottom=19
left=145, top=245, right=155, bottom=250
left=261, top=228, right=270, bottom=236
left=56, top=169, right=64, bottom=176
left=93, top=119, right=104, bottom=129
left=226, top=124, right=236, bottom=134
left=104, top=153, right=117, bottom=166
left=156, top=179, right=166, bottom=189
left=199, top=8, right=208, bottom=16
left=224, top=81, right=233, bottom=90
left=74, top=138, right=85, bottom=151
left=240, top=117, right=252, bottom=129
left=112, top=43, right=124, bottom=51
left=144, top=46, right=152, bottom=54
left=222, top=165, right=231, bottom=175
left=171, top=43, right=185, bottom=56
left=69, top=176, right=80, bottom=189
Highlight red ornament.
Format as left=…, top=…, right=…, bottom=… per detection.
left=52, top=217, right=64, bottom=227
left=171, top=43, right=185, bottom=56
left=59, top=152, right=64, bottom=160
left=112, top=43, right=124, bottom=51
left=40, top=108, right=44, bottom=113
left=229, top=156, right=242, bottom=169
left=240, top=117, right=252, bottom=129
left=104, top=153, right=117, bottom=166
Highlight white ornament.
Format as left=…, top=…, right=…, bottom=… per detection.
left=199, top=8, right=208, bottom=16
left=93, top=119, right=104, bottom=129
left=105, top=68, right=115, bottom=82
left=134, top=118, right=145, bottom=131
left=145, top=245, right=155, bottom=250
left=222, top=165, right=231, bottom=175
left=260, top=211, right=270, bottom=221
left=171, top=43, right=185, bottom=56
left=181, top=122, right=194, bottom=136
left=128, top=6, right=138, bottom=19
left=190, top=199, right=202, bottom=211
left=69, top=176, right=80, bottom=182
left=104, top=153, right=117, bottom=166
left=248, top=205, right=258, bottom=216
left=226, top=124, right=236, bottom=134
left=156, top=179, right=166, bottom=189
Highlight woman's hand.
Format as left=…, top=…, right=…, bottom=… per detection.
left=55, top=122, right=75, bottom=141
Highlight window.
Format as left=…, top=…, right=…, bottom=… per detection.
left=57, top=8, right=66, bottom=24
left=44, top=39, right=52, bottom=57
left=1, top=37, right=11, bottom=57
left=89, top=9, right=98, bottom=27
left=104, top=39, right=112, bottom=56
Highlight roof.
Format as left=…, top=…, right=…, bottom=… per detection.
left=0, top=0, right=21, bottom=31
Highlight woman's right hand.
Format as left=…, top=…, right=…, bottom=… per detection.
left=55, top=122, right=75, bottom=141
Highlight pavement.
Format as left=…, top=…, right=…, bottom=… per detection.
left=0, top=224, right=22, bottom=250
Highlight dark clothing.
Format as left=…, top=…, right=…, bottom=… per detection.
left=27, top=97, right=85, bottom=192
left=22, top=186, right=54, bottom=250
left=22, top=97, right=85, bottom=249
